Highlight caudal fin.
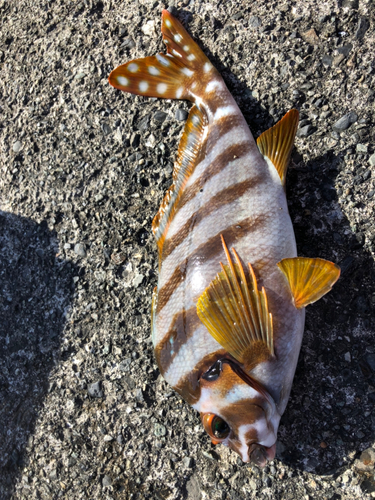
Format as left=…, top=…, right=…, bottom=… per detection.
left=108, top=10, right=216, bottom=102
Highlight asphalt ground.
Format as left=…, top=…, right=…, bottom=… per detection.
left=0, top=0, right=374, bottom=498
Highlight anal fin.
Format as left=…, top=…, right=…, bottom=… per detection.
left=197, top=235, right=274, bottom=369
left=277, top=257, right=340, bottom=308
left=257, top=109, right=299, bottom=186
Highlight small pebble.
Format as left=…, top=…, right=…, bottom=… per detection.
left=249, top=16, right=262, bottom=28
left=368, top=154, right=375, bottom=167
left=342, top=0, right=358, bottom=8
left=130, top=132, right=140, bottom=148
left=231, top=12, right=243, bottom=21
left=102, top=475, right=112, bottom=487
left=132, top=273, right=144, bottom=288
left=74, top=243, right=86, bottom=257
left=302, top=28, right=319, bottom=45
left=337, top=44, right=352, bottom=57
left=138, top=114, right=150, bottom=131
left=101, top=123, right=111, bottom=135
left=354, top=447, right=375, bottom=471
left=154, top=423, right=166, bottom=437
left=202, top=450, right=217, bottom=460
left=135, top=388, right=144, bottom=402
left=141, top=20, right=156, bottom=37
left=355, top=17, right=369, bottom=39
left=297, top=124, right=313, bottom=138
left=333, top=112, right=357, bottom=131
left=154, top=110, right=167, bottom=122
left=322, top=55, right=333, bottom=67
left=88, top=381, right=103, bottom=398
left=182, top=456, right=194, bottom=468
left=12, top=141, right=22, bottom=153
left=175, top=108, right=188, bottom=121
left=122, top=37, right=135, bottom=49
left=356, top=144, right=368, bottom=153
left=145, top=134, right=156, bottom=148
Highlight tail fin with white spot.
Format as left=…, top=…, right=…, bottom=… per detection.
left=108, top=10, right=218, bottom=103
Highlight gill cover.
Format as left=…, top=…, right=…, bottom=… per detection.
left=194, top=360, right=280, bottom=465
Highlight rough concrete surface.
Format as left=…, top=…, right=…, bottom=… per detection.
left=0, top=0, right=375, bottom=498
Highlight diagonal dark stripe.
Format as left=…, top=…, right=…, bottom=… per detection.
left=157, top=214, right=269, bottom=313
left=162, top=176, right=263, bottom=261
left=154, top=306, right=201, bottom=375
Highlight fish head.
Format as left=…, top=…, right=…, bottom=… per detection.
left=194, top=359, right=280, bottom=465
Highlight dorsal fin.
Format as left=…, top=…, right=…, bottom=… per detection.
left=152, top=106, right=207, bottom=256
left=257, top=109, right=299, bottom=186
left=197, top=235, right=274, bottom=370
left=277, top=257, right=340, bottom=308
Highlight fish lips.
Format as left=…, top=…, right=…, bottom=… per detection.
left=248, top=443, right=277, bottom=467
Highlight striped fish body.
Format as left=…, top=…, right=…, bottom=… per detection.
left=109, top=10, right=340, bottom=465
left=154, top=99, right=303, bottom=407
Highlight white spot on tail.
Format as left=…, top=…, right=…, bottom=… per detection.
left=204, top=62, right=213, bottom=73
left=172, top=49, right=182, bottom=58
left=174, top=34, right=182, bottom=42
left=156, top=54, right=170, bottom=67
left=183, top=45, right=190, bottom=52
left=165, top=19, right=172, bottom=28
left=148, top=66, right=160, bottom=76
left=206, top=80, right=223, bottom=93
left=187, top=54, right=196, bottom=61
left=128, top=63, right=139, bottom=73
left=214, top=105, right=237, bottom=121
left=157, top=83, right=168, bottom=94
left=117, top=76, right=129, bottom=86
left=181, top=67, right=194, bottom=77
left=192, top=115, right=200, bottom=125
left=176, top=87, right=183, bottom=99
left=139, top=81, right=149, bottom=92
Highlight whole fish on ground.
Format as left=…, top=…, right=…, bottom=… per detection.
left=109, top=10, right=340, bottom=466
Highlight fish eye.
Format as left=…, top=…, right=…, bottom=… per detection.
left=202, top=413, right=230, bottom=440
left=201, top=359, right=222, bottom=382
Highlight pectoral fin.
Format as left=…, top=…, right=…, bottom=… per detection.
left=197, top=236, right=274, bottom=369
left=277, top=257, right=340, bottom=308
left=257, top=109, right=299, bottom=186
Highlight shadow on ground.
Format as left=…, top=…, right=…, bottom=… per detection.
left=273, top=149, right=375, bottom=476
left=0, top=212, right=78, bottom=498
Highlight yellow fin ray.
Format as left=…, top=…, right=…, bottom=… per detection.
left=277, top=257, right=340, bottom=308
left=257, top=109, right=299, bottom=186
left=197, top=236, right=274, bottom=367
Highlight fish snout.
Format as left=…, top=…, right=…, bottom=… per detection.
left=248, top=443, right=276, bottom=467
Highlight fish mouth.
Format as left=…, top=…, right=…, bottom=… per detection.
left=248, top=443, right=277, bottom=467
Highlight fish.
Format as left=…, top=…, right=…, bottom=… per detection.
left=108, top=10, right=340, bottom=466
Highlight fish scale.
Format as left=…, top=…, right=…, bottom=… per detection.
left=109, top=10, right=340, bottom=465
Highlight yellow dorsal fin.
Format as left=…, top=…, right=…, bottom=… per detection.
left=257, top=109, right=299, bottom=186
left=197, top=235, right=274, bottom=368
left=152, top=106, right=207, bottom=257
left=277, top=257, right=340, bottom=309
